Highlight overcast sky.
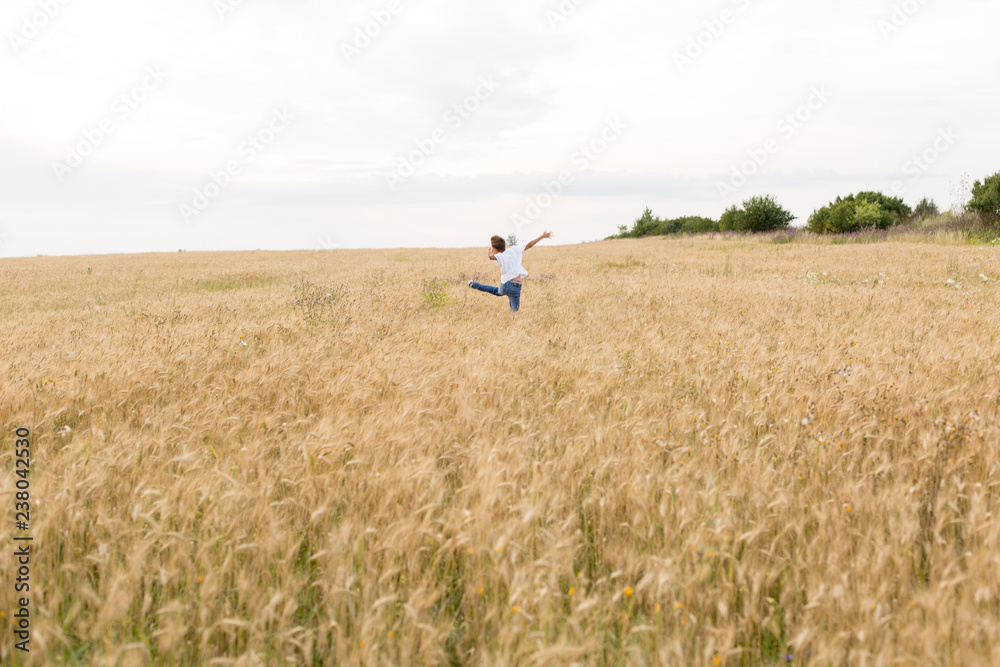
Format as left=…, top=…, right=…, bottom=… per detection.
left=1, top=0, right=997, bottom=257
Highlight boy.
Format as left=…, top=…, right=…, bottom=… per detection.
left=468, top=231, right=552, bottom=314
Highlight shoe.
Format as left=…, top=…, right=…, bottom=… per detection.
left=468, top=281, right=474, bottom=287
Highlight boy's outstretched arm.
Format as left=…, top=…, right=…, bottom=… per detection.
left=523, top=231, right=552, bottom=251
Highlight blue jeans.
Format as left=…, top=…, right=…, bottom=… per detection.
left=470, top=280, right=522, bottom=312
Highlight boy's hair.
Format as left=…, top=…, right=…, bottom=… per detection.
left=490, top=235, right=506, bottom=253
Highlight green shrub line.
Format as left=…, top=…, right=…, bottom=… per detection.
left=608, top=169, right=1000, bottom=241
left=806, top=191, right=910, bottom=234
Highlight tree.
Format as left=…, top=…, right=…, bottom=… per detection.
left=806, top=204, right=831, bottom=234
left=913, top=197, right=939, bottom=219
left=968, top=171, right=1000, bottom=224
left=629, top=207, right=660, bottom=237
left=718, top=205, right=744, bottom=232
left=506, top=234, right=518, bottom=247
left=738, top=195, right=795, bottom=232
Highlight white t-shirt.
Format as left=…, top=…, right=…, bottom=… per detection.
left=495, top=245, right=529, bottom=283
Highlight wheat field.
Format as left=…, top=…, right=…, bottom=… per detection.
left=1, top=237, right=999, bottom=665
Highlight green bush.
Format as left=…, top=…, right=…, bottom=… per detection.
left=853, top=199, right=883, bottom=229
left=678, top=216, right=719, bottom=234
left=609, top=209, right=719, bottom=238
left=968, top=171, right=1000, bottom=224
left=806, top=192, right=911, bottom=234
left=718, top=205, right=744, bottom=232
left=720, top=195, right=794, bottom=232
left=741, top=195, right=796, bottom=232
left=657, top=215, right=718, bottom=235
left=857, top=191, right=911, bottom=222
left=913, top=197, right=939, bottom=219
left=628, top=207, right=660, bottom=237
left=656, top=218, right=680, bottom=235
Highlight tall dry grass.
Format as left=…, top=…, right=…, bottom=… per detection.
left=1, top=238, right=999, bottom=665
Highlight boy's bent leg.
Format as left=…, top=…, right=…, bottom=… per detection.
left=469, top=281, right=503, bottom=297
left=503, top=281, right=521, bottom=312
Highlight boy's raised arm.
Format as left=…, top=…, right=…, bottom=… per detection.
left=524, top=231, right=552, bottom=251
